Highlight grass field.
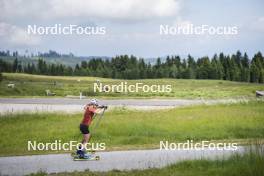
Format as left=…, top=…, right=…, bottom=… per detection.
left=29, top=146, right=264, bottom=176
left=0, top=101, right=264, bottom=156
left=1, top=73, right=263, bottom=98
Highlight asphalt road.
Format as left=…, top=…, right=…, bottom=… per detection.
left=0, top=98, right=246, bottom=114
left=0, top=98, right=202, bottom=114
left=0, top=147, right=246, bottom=176
left=0, top=97, right=244, bottom=106
left=0, top=98, right=205, bottom=106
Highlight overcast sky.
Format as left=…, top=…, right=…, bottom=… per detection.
left=0, top=0, right=263, bottom=58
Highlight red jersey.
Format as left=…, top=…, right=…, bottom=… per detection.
left=81, top=106, right=96, bottom=126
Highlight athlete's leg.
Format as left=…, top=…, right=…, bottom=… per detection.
left=78, top=124, right=90, bottom=157
left=82, top=133, right=91, bottom=144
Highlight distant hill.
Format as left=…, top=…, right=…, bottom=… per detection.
left=0, top=55, right=111, bottom=67
left=0, top=55, right=166, bottom=67
left=0, top=50, right=177, bottom=66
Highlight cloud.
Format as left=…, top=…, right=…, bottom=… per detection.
left=0, top=0, right=50, bottom=20
left=173, top=18, right=193, bottom=27
left=254, top=16, right=264, bottom=31
left=0, top=0, right=181, bottom=22
left=240, top=16, right=264, bottom=33
left=0, top=22, right=41, bottom=46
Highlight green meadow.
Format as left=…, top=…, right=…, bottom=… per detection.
left=0, top=101, right=264, bottom=156
left=0, top=73, right=263, bottom=98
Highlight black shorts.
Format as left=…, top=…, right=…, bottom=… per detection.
left=80, top=124, right=90, bottom=134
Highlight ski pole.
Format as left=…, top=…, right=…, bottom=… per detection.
left=92, top=108, right=106, bottom=133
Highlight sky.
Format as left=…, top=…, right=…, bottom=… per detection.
left=0, top=0, right=263, bottom=58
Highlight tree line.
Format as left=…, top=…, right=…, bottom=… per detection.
left=0, top=51, right=264, bottom=83
left=0, top=50, right=74, bottom=58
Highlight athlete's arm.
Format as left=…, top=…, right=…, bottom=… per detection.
left=95, top=108, right=104, bottom=114
left=94, top=105, right=107, bottom=114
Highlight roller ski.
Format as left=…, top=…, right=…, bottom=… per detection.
left=71, top=150, right=96, bottom=156
left=73, top=154, right=100, bottom=161
left=72, top=149, right=100, bottom=161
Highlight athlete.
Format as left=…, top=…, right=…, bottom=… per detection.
left=77, top=99, right=107, bottom=158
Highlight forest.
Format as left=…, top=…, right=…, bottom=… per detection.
left=0, top=51, right=264, bottom=83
